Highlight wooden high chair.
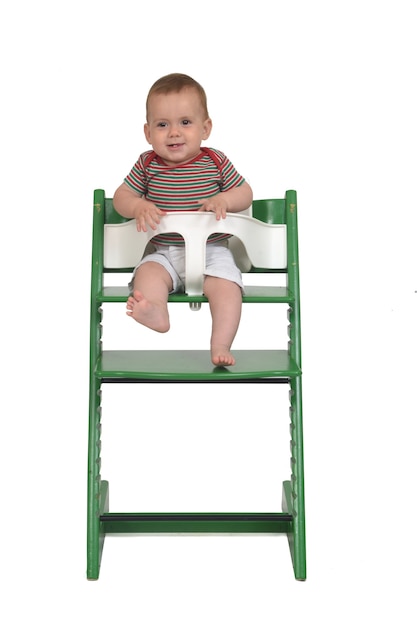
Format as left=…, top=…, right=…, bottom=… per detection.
left=87, top=189, right=306, bottom=580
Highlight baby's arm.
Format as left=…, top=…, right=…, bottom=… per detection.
left=198, top=181, right=253, bottom=220
left=113, top=182, right=166, bottom=232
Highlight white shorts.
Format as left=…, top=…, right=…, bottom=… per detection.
left=129, top=240, right=244, bottom=294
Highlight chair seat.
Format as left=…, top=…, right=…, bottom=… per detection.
left=96, top=349, right=301, bottom=381
left=99, top=285, right=295, bottom=304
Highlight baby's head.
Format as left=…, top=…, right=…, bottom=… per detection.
left=146, top=73, right=209, bottom=121
left=144, top=73, right=212, bottom=166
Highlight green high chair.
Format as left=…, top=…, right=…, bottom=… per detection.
left=87, top=189, right=306, bottom=580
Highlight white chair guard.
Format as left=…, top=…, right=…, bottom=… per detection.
left=104, top=212, right=286, bottom=295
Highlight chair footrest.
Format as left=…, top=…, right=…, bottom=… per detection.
left=97, top=350, right=301, bottom=381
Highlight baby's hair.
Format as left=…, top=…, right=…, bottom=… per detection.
left=146, top=73, right=209, bottom=120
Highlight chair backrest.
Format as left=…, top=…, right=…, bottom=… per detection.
left=92, top=189, right=299, bottom=296
left=97, top=193, right=293, bottom=296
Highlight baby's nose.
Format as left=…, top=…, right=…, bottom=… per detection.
left=169, top=124, right=181, bottom=136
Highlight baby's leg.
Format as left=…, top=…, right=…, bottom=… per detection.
left=204, top=276, right=242, bottom=366
left=127, top=261, right=173, bottom=333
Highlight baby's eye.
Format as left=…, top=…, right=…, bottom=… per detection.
left=181, top=119, right=191, bottom=126
left=157, top=122, right=167, bottom=128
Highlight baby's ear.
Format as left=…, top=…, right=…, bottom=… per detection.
left=144, top=123, right=152, bottom=144
left=203, top=118, right=212, bottom=139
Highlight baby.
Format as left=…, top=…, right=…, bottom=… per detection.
left=113, top=73, right=253, bottom=365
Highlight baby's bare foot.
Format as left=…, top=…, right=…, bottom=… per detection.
left=126, top=290, right=170, bottom=332
left=211, top=344, right=236, bottom=366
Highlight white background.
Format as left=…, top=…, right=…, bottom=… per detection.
left=1, top=1, right=416, bottom=624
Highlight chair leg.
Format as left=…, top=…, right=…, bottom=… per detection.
left=87, top=378, right=106, bottom=580
left=282, top=377, right=306, bottom=580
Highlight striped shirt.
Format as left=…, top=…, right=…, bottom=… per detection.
left=124, top=147, right=245, bottom=245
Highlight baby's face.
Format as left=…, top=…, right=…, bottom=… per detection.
left=144, top=88, right=212, bottom=166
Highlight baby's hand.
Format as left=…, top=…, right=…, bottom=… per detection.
left=134, top=200, right=166, bottom=232
left=198, top=195, right=228, bottom=220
